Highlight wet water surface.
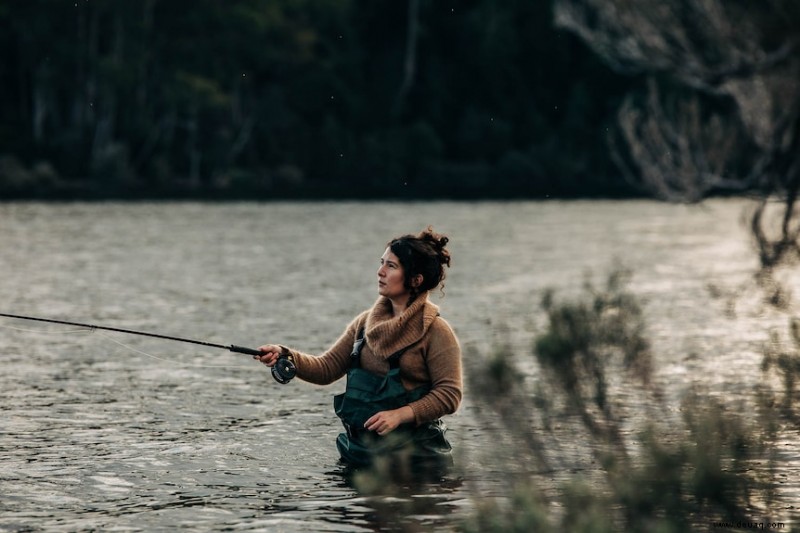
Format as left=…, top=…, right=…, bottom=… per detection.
left=1, top=200, right=797, bottom=531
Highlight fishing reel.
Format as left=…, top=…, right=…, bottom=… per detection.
left=271, top=354, right=297, bottom=384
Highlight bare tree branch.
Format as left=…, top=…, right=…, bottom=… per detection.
left=555, top=0, right=800, bottom=270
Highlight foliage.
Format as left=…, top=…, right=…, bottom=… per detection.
left=462, top=268, right=793, bottom=532
left=762, top=317, right=800, bottom=415
left=0, top=0, right=631, bottom=199
left=534, top=267, right=652, bottom=452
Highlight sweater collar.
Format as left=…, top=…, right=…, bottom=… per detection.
left=364, top=292, right=440, bottom=357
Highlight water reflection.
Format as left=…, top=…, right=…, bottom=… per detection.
left=316, top=465, right=467, bottom=532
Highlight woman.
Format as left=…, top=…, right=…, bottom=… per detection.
left=255, top=227, right=462, bottom=470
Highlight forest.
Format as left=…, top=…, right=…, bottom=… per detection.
left=0, top=0, right=798, bottom=206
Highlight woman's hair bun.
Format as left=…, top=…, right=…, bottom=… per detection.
left=418, top=226, right=451, bottom=267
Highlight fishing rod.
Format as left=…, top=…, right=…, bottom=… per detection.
left=0, top=312, right=296, bottom=383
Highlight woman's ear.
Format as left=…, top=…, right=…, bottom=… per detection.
left=411, top=274, right=424, bottom=288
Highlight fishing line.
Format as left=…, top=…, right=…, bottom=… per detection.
left=94, top=331, right=252, bottom=369
left=0, top=323, right=94, bottom=336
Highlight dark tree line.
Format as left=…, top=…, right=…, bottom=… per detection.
left=1, top=0, right=798, bottom=215
left=0, top=0, right=631, bottom=199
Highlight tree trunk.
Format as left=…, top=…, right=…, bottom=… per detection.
left=393, top=0, right=420, bottom=118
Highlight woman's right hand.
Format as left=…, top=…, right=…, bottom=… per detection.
left=254, top=344, right=282, bottom=366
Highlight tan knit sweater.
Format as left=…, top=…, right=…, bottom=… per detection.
left=283, top=293, right=462, bottom=425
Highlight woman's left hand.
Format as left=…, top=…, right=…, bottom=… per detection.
left=364, top=406, right=415, bottom=436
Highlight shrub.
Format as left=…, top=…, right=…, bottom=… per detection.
left=463, top=267, right=791, bottom=532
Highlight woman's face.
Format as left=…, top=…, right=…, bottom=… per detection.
left=377, top=248, right=409, bottom=301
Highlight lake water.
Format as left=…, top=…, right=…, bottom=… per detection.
left=1, top=200, right=797, bottom=531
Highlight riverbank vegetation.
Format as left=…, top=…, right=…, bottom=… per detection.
left=462, top=268, right=796, bottom=532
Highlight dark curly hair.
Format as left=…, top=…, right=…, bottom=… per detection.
left=387, top=226, right=452, bottom=301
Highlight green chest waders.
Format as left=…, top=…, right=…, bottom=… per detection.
left=333, top=327, right=453, bottom=468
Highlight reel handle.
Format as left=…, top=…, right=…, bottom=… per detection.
left=229, top=344, right=263, bottom=356
left=271, top=355, right=297, bottom=384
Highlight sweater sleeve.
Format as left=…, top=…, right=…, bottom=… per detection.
left=407, top=318, right=463, bottom=424
left=282, top=313, right=366, bottom=386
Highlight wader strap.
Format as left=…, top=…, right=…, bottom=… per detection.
left=386, top=346, right=411, bottom=369
left=350, top=327, right=367, bottom=369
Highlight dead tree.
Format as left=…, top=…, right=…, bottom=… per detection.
left=553, top=0, right=800, bottom=269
